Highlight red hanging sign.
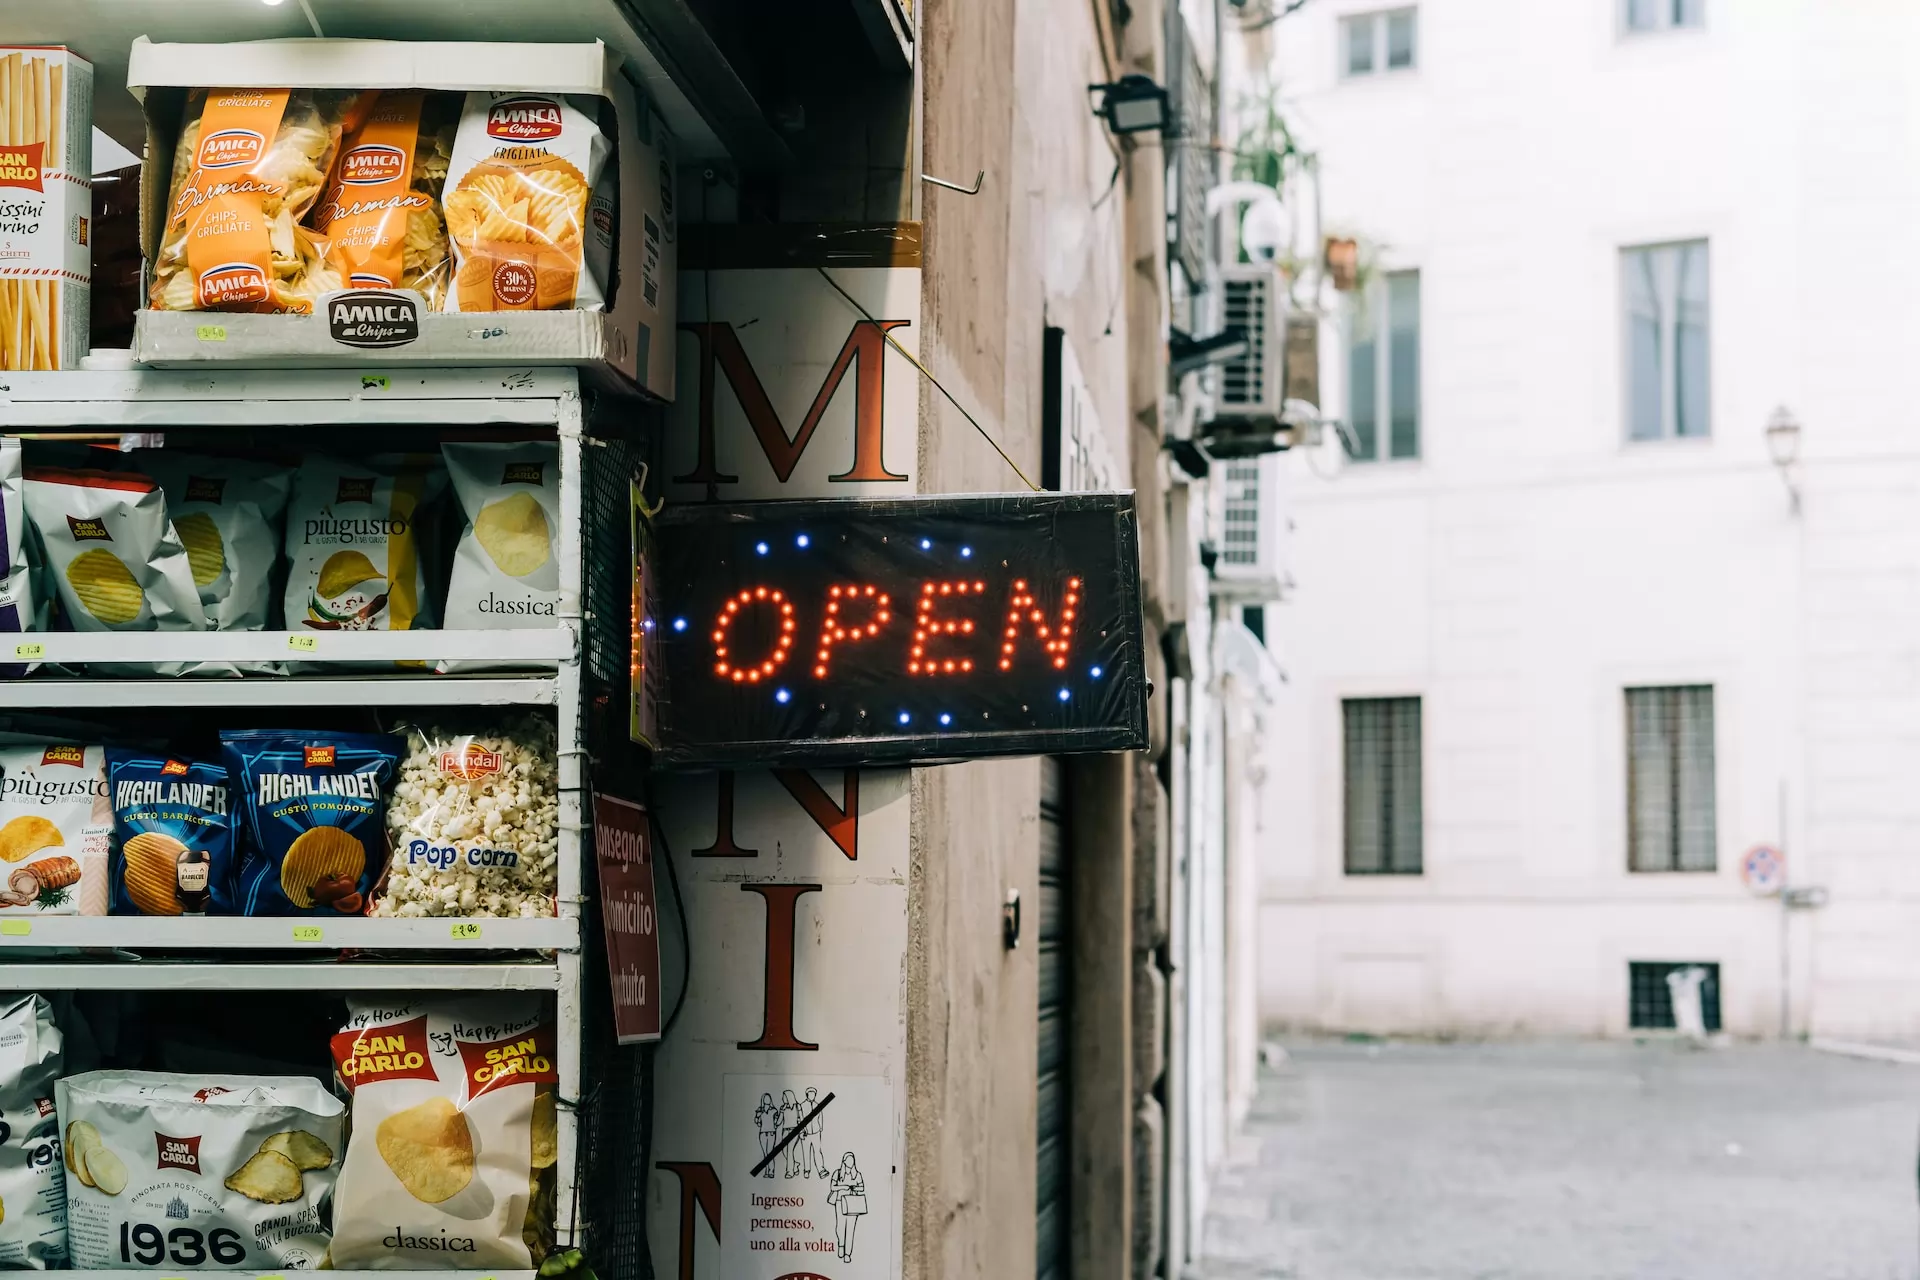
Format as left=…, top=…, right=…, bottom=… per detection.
left=594, top=793, right=663, bottom=1043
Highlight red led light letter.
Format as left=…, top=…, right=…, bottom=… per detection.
left=910, top=579, right=985, bottom=675
left=711, top=587, right=796, bottom=684
left=1000, top=576, right=1081, bottom=671
left=814, top=584, right=892, bottom=679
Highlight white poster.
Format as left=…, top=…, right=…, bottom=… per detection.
left=722, top=1073, right=893, bottom=1277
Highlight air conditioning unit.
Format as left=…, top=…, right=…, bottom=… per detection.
left=1212, top=263, right=1285, bottom=421
left=1210, top=452, right=1285, bottom=604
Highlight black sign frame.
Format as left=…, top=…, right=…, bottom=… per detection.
left=649, top=492, right=1148, bottom=768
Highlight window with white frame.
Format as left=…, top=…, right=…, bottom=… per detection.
left=1344, top=696, right=1423, bottom=875
left=1345, top=270, right=1420, bottom=462
left=1625, top=0, right=1703, bottom=33
left=1626, top=685, right=1716, bottom=872
left=1341, top=8, right=1417, bottom=77
left=1623, top=241, right=1709, bottom=441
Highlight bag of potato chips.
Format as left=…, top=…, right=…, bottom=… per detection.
left=150, top=88, right=370, bottom=314
left=106, top=748, right=233, bottom=917
left=440, top=442, right=559, bottom=645
left=0, top=993, right=68, bottom=1269
left=221, top=730, right=400, bottom=917
left=57, top=1070, right=343, bottom=1269
left=0, top=745, right=110, bottom=916
left=132, top=453, right=291, bottom=633
left=308, top=90, right=457, bottom=310
left=283, top=456, right=445, bottom=634
left=443, top=92, right=611, bottom=313
left=330, top=996, right=556, bottom=1270
left=0, top=439, right=45, bottom=679
left=22, top=468, right=209, bottom=641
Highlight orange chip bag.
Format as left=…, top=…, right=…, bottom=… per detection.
left=309, top=91, right=457, bottom=310
left=149, top=88, right=369, bottom=314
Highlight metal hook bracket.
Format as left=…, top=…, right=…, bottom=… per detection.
left=921, top=169, right=985, bottom=196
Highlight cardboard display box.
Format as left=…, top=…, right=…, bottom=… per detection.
left=127, top=39, right=675, bottom=399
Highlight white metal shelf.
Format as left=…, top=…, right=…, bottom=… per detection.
left=72, top=1273, right=533, bottom=1280
left=2, top=626, right=573, bottom=669
left=0, top=961, right=562, bottom=991
left=0, top=675, right=559, bottom=708
left=0, top=915, right=577, bottom=951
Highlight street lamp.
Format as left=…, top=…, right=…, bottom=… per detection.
left=1765, top=405, right=1802, bottom=514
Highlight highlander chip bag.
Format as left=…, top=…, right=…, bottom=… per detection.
left=329, top=996, right=556, bottom=1269
left=132, top=453, right=292, bottom=633
left=222, top=730, right=401, bottom=916
left=284, top=456, right=445, bottom=634
left=0, top=745, right=109, bottom=916
left=309, top=90, right=457, bottom=310
left=0, top=993, right=67, bottom=1268
left=441, top=442, right=559, bottom=632
left=149, top=88, right=368, bottom=313
left=106, top=748, right=233, bottom=917
left=57, top=1070, right=344, bottom=1269
left=443, top=91, right=611, bottom=313
left=22, top=468, right=209, bottom=640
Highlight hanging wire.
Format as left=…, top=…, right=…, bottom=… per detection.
left=645, top=787, right=694, bottom=1037
left=812, top=266, right=1042, bottom=493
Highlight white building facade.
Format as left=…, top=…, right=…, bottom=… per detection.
left=1264, top=0, right=1920, bottom=1040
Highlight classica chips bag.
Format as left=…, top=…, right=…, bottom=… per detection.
left=22, top=468, right=209, bottom=636
left=442, top=442, right=559, bottom=631
left=0, top=745, right=110, bottom=916
left=57, top=1071, right=344, bottom=1270
left=132, top=453, right=292, bottom=633
left=330, top=996, right=556, bottom=1270
left=308, top=91, right=457, bottom=310
left=284, top=456, right=445, bottom=634
left=443, top=92, right=611, bottom=313
left=0, top=993, right=67, bottom=1269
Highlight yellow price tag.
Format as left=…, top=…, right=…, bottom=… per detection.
left=13, top=642, right=42, bottom=659
left=291, top=925, right=323, bottom=942
left=287, top=635, right=318, bottom=652
left=450, top=922, right=483, bottom=941
left=361, top=375, right=390, bottom=391
left=194, top=325, right=227, bottom=342
left=0, top=920, right=29, bottom=936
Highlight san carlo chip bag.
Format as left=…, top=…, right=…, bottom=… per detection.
left=330, top=996, right=557, bottom=1270
left=284, top=456, right=446, bottom=635
left=0, top=439, right=46, bottom=673
left=222, top=730, right=400, bottom=917
left=23, top=469, right=208, bottom=643
left=441, top=442, right=559, bottom=641
left=443, top=91, right=611, bottom=313
left=149, top=88, right=369, bottom=313
left=57, top=1071, right=344, bottom=1270
left=0, top=745, right=109, bottom=916
left=132, top=453, right=292, bottom=634
left=309, top=90, right=457, bottom=310
left=106, top=748, right=233, bottom=917
left=0, top=993, right=68, bottom=1269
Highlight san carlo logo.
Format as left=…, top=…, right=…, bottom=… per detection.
left=198, top=128, right=266, bottom=169
left=486, top=96, right=564, bottom=141
left=340, top=143, right=406, bottom=186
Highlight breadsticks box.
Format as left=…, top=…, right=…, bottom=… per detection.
left=0, top=47, right=92, bottom=371
left=128, top=39, right=675, bottom=399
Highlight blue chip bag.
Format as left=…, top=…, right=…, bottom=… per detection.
left=106, top=748, right=234, bottom=916
left=221, top=730, right=402, bottom=916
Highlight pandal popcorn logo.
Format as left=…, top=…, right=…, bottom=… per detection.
left=485, top=96, right=564, bottom=141
left=437, top=743, right=503, bottom=780
left=198, top=127, right=267, bottom=170
left=341, top=143, right=407, bottom=186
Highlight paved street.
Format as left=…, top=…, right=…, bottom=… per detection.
left=1198, top=1040, right=1920, bottom=1280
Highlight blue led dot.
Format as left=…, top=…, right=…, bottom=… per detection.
left=796, top=533, right=810, bottom=548
left=919, top=538, right=932, bottom=550
left=775, top=688, right=792, bottom=704
left=755, top=541, right=770, bottom=555
left=1058, top=688, right=1071, bottom=702
left=1090, top=665, right=1103, bottom=678
left=672, top=617, right=688, bottom=632
left=642, top=618, right=655, bottom=631
left=898, top=711, right=912, bottom=725
left=960, top=546, right=973, bottom=558
left=939, top=713, right=953, bottom=726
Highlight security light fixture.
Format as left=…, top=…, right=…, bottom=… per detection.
left=1765, top=405, right=1802, bottom=514
left=1090, top=75, right=1172, bottom=136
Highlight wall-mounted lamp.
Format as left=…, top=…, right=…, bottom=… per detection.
left=1089, top=75, right=1171, bottom=136
left=1765, top=405, right=1802, bottom=514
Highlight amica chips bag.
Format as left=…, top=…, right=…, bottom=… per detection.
left=132, top=453, right=292, bottom=633
left=57, top=1071, right=344, bottom=1270
left=330, top=996, right=557, bottom=1270
left=222, top=730, right=400, bottom=917
left=284, top=456, right=445, bottom=634
left=0, top=993, right=68, bottom=1269
left=443, top=92, right=611, bottom=313
left=149, top=88, right=367, bottom=313
left=22, top=467, right=208, bottom=635
left=309, top=91, right=457, bottom=310
left=106, top=748, right=233, bottom=917
left=0, top=744, right=109, bottom=915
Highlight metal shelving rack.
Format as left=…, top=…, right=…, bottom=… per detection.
left=0, top=365, right=619, bottom=1280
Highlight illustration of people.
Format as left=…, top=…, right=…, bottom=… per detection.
left=779, top=1090, right=802, bottom=1178
left=753, top=1092, right=779, bottom=1179
left=801, top=1086, right=828, bottom=1177
left=826, top=1152, right=867, bottom=1263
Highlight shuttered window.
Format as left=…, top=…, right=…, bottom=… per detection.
left=1626, top=685, right=1716, bottom=872
left=1343, top=697, right=1422, bottom=874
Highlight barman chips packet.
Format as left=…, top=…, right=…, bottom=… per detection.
left=284, top=455, right=446, bottom=635
left=57, top=1070, right=344, bottom=1269
left=443, top=91, right=611, bottom=313
left=0, top=993, right=67, bottom=1269
left=309, top=90, right=456, bottom=310
left=106, top=748, right=233, bottom=917
left=441, top=442, right=560, bottom=639
left=330, top=996, right=557, bottom=1270
left=221, top=730, right=401, bottom=916
left=0, top=744, right=109, bottom=915
left=132, top=452, right=292, bottom=634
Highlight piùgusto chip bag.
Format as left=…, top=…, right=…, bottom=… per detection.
left=57, top=1071, right=344, bottom=1269
left=222, top=730, right=400, bottom=916
left=0, top=745, right=109, bottom=916
left=330, top=996, right=557, bottom=1270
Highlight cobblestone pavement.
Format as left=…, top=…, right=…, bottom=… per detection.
left=1197, top=1039, right=1920, bottom=1280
